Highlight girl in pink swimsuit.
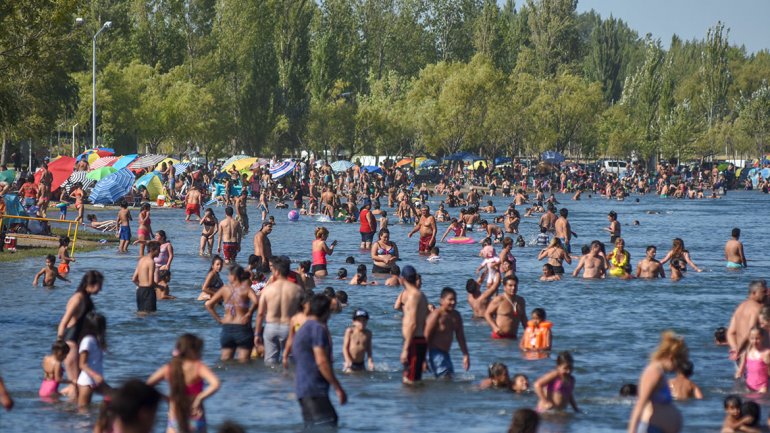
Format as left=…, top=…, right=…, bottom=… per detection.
left=39, top=340, right=69, bottom=399
left=736, top=328, right=770, bottom=392
left=534, top=351, right=580, bottom=412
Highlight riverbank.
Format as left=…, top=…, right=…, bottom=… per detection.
left=0, top=227, right=117, bottom=263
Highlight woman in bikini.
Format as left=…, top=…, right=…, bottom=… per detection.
left=69, top=182, right=85, bottom=225
left=199, top=208, right=219, bottom=256
left=659, top=238, right=702, bottom=273
left=135, top=203, right=153, bottom=256
left=56, top=271, right=103, bottom=400
left=204, top=265, right=258, bottom=362
left=371, top=228, right=399, bottom=274
left=537, top=238, right=571, bottom=274
left=198, top=255, right=225, bottom=301
left=153, top=230, right=174, bottom=283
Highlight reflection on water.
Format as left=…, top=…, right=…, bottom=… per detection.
left=0, top=192, right=767, bottom=432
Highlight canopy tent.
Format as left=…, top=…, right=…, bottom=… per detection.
left=541, top=151, right=565, bottom=164
left=269, top=160, right=297, bottom=180
left=129, top=154, right=167, bottom=170
left=468, top=160, right=488, bottom=170
left=89, top=169, right=135, bottom=204
left=0, top=169, right=16, bottom=184
left=154, top=157, right=180, bottom=171
left=494, top=157, right=512, bottom=165
left=223, top=157, right=258, bottom=172
left=221, top=154, right=251, bottom=170
left=60, top=171, right=95, bottom=193
left=418, top=159, right=438, bottom=169
left=89, top=156, right=119, bottom=170
left=87, top=166, right=117, bottom=181
left=35, top=156, right=75, bottom=191
left=330, top=160, right=354, bottom=172
left=134, top=172, right=164, bottom=200
left=112, top=154, right=138, bottom=171
left=362, top=165, right=383, bottom=174
left=442, top=151, right=482, bottom=162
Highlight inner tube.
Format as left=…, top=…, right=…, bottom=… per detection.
left=447, top=236, right=475, bottom=245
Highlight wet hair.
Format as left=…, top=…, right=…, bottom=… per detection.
left=559, top=208, right=568, bottom=217
left=732, top=227, right=741, bottom=238
left=109, top=380, right=161, bottom=430
left=531, top=308, right=546, bottom=320
left=714, top=327, right=727, bottom=344
left=156, top=230, right=167, bottom=242
left=309, top=293, right=331, bottom=317
left=356, top=264, right=367, bottom=275
left=209, top=255, right=224, bottom=271
left=581, top=244, right=590, bottom=255
left=542, top=263, right=554, bottom=275
left=724, top=394, right=742, bottom=409
left=539, top=226, right=547, bottom=234
left=299, top=260, right=311, bottom=273
left=229, top=264, right=251, bottom=282
left=646, top=245, right=657, bottom=253
left=503, top=274, right=519, bottom=285
left=465, top=278, right=479, bottom=293
left=556, top=351, right=574, bottom=367
left=158, top=270, right=171, bottom=282
left=608, top=210, right=617, bottom=219
left=51, top=340, right=70, bottom=357
left=323, top=287, right=336, bottom=298
left=390, top=265, right=400, bottom=276
left=488, top=362, right=509, bottom=379
left=81, top=312, right=107, bottom=350
left=46, top=254, right=56, bottom=263
left=169, top=334, right=204, bottom=433
left=507, top=408, right=539, bottom=433
left=337, top=268, right=348, bottom=278
left=315, top=226, right=329, bottom=239
left=651, top=331, right=689, bottom=368
left=677, top=359, right=694, bottom=378
left=336, top=290, right=348, bottom=305
left=87, top=214, right=97, bottom=222
left=440, top=287, right=456, bottom=299
left=671, top=238, right=684, bottom=257
left=741, top=401, right=760, bottom=426
left=430, top=246, right=439, bottom=256
left=619, top=383, right=637, bottom=397
left=59, top=236, right=70, bottom=247
left=120, top=201, right=128, bottom=208
left=225, top=206, right=234, bottom=216
left=76, top=270, right=104, bottom=295
left=345, top=256, right=356, bottom=264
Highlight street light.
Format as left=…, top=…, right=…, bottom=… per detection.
left=72, top=123, right=79, bottom=157
left=92, top=21, right=112, bottom=150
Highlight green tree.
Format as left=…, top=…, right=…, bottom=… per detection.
left=699, top=22, right=731, bottom=128
left=526, top=0, right=579, bottom=77
left=736, top=82, right=770, bottom=157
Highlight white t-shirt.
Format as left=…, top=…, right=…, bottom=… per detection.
left=76, top=335, right=103, bottom=387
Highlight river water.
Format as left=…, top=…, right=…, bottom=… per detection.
left=0, top=192, right=767, bottom=432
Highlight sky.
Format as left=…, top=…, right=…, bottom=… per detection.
left=575, top=0, right=770, bottom=53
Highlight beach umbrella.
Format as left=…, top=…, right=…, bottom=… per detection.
left=90, top=156, right=119, bottom=170
left=61, top=170, right=95, bottom=193
left=314, top=159, right=326, bottom=167
left=462, top=153, right=483, bottom=162
left=269, top=159, right=297, bottom=180
left=35, top=156, right=76, bottom=191
left=418, top=159, right=438, bottom=169
left=154, top=157, right=180, bottom=171
left=78, top=147, right=114, bottom=163
left=129, top=154, right=167, bottom=170
left=331, top=160, right=354, bottom=172
left=762, top=168, right=770, bottom=180
left=173, top=162, right=191, bottom=172
left=134, top=172, right=164, bottom=200
left=89, top=168, right=135, bottom=204
left=362, top=165, right=383, bottom=174
left=0, top=169, right=16, bottom=183
left=224, top=157, right=258, bottom=172
left=541, top=151, right=565, bottom=164
left=250, top=158, right=270, bottom=170
left=112, top=154, right=138, bottom=171
left=221, top=154, right=250, bottom=170
left=395, top=158, right=413, bottom=168
left=87, top=166, right=117, bottom=181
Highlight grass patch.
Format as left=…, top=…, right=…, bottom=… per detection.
left=0, top=243, right=104, bottom=263
left=51, top=227, right=118, bottom=243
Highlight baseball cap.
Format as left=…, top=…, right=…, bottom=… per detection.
left=401, top=265, right=417, bottom=284
left=362, top=198, right=372, bottom=206
left=353, top=309, right=369, bottom=320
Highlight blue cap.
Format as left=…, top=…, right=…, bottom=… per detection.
left=401, top=265, right=417, bottom=284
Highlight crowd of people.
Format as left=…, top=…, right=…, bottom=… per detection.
left=0, top=155, right=767, bottom=433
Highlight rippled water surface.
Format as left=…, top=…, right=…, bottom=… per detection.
left=1, top=192, right=768, bottom=432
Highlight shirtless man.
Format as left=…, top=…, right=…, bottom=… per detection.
left=399, top=265, right=429, bottom=384
left=635, top=246, right=666, bottom=279
left=254, top=257, right=302, bottom=365
left=132, top=241, right=159, bottom=313
left=605, top=211, right=621, bottom=244
left=217, top=206, right=242, bottom=264
left=234, top=189, right=249, bottom=233
left=408, top=206, right=437, bottom=255
left=538, top=206, right=557, bottom=233
left=554, top=208, right=572, bottom=254
left=253, top=222, right=273, bottom=272
left=727, top=280, right=767, bottom=362
left=466, top=278, right=497, bottom=318
left=116, top=201, right=132, bottom=253
left=479, top=220, right=503, bottom=243
left=467, top=188, right=479, bottom=206
left=425, top=287, right=469, bottom=378
left=184, top=185, right=201, bottom=221
left=572, top=241, right=607, bottom=279
left=321, top=187, right=335, bottom=217
left=484, top=275, right=527, bottom=340
left=725, top=227, right=747, bottom=269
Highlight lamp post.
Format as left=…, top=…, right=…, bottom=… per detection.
left=72, top=123, right=79, bottom=157
left=92, top=21, right=112, bottom=150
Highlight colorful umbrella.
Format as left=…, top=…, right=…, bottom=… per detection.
left=250, top=158, right=270, bottom=170
left=173, top=162, right=191, bottom=172
left=269, top=160, right=297, bottom=180
left=134, top=172, right=164, bottom=200
left=154, top=157, right=180, bottom=171
left=89, top=168, right=135, bottom=204
left=129, top=154, right=167, bottom=170
left=112, top=154, right=138, bottom=171
left=78, top=147, right=114, bottom=163
left=87, top=166, right=117, bottom=181
left=330, top=160, right=354, bottom=172
left=35, top=156, right=75, bottom=191
left=395, top=158, right=413, bottom=167
left=221, top=154, right=251, bottom=170
left=362, top=165, right=383, bottom=174
left=418, top=159, right=438, bottom=168
left=90, top=156, right=119, bottom=170
left=61, top=171, right=95, bottom=193
left=224, top=157, right=258, bottom=172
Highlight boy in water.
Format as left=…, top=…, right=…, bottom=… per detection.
left=342, top=309, right=375, bottom=372
left=349, top=264, right=375, bottom=285
left=668, top=360, right=703, bottom=400
left=425, top=287, right=470, bottom=378
left=384, top=265, right=400, bottom=286
left=116, top=201, right=132, bottom=253
left=57, top=236, right=75, bottom=275
left=155, top=270, right=176, bottom=300
left=427, top=246, right=440, bottom=262
left=33, top=255, right=69, bottom=287
left=484, top=275, right=527, bottom=339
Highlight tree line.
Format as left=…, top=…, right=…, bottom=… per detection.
left=1, top=0, right=769, bottom=164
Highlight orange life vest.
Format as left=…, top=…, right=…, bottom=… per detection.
left=522, top=320, right=553, bottom=350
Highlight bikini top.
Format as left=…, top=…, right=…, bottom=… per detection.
left=166, top=362, right=204, bottom=397
left=547, top=377, right=573, bottom=395
left=209, top=272, right=224, bottom=290
left=376, top=242, right=394, bottom=256
left=203, top=218, right=216, bottom=227
left=224, top=286, right=250, bottom=316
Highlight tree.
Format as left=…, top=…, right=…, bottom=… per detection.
left=584, top=15, right=634, bottom=103
left=699, top=22, right=731, bottom=128
left=737, top=82, right=770, bottom=157
left=597, top=104, right=640, bottom=158
left=660, top=100, right=702, bottom=160
left=526, top=0, right=579, bottom=77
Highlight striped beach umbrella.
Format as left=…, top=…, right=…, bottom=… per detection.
left=330, top=160, right=354, bottom=172
left=173, top=162, right=191, bottom=172
left=89, top=168, right=135, bottom=204
left=90, top=156, right=119, bottom=170
left=61, top=170, right=95, bottom=193
left=269, top=159, right=297, bottom=180
left=129, top=154, right=167, bottom=170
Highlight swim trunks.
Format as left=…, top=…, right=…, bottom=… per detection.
left=418, top=235, right=435, bottom=253
left=185, top=203, right=201, bottom=217
left=57, top=262, right=70, bottom=275
left=263, top=322, right=290, bottom=365
left=220, top=324, right=255, bottom=350
left=636, top=422, right=666, bottom=433
left=360, top=232, right=375, bottom=243
left=559, top=237, right=571, bottom=254
left=222, top=241, right=238, bottom=262
left=427, top=347, right=454, bottom=378
left=136, top=286, right=157, bottom=312
left=371, top=264, right=392, bottom=274
left=119, top=225, right=131, bottom=241
left=726, top=261, right=744, bottom=269
left=299, top=396, right=338, bottom=428
left=349, top=361, right=366, bottom=372
left=403, top=336, right=427, bottom=383
left=168, top=415, right=206, bottom=433
left=491, top=331, right=517, bottom=340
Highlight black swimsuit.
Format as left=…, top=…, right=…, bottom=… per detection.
left=62, top=295, right=94, bottom=342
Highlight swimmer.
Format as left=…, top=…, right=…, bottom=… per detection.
left=425, top=287, right=469, bottom=378
left=607, top=238, right=632, bottom=278
left=714, top=327, right=728, bottom=346
left=57, top=236, right=75, bottom=275
left=440, top=218, right=465, bottom=242
left=605, top=210, right=621, bottom=244
left=198, top=256, right=225, bottom=301
left=116, top=201, right=132, bottom=252
left=636, top=246, right=665, bottom=279
left=619, top=383, right=637, bottom=397
left=572, top=241, right=607, bottom=279
left=479, top=362, right=510, bottom=390
left=466, top=278, right=496, bottom=318
left=155, top=270, right=176, bottom=300
left=724, top=227, right=747, bottom=269
left=668, top=360, right=703, bottom=400
left=520, top=308, right=552, bottom=352
left=512, top=373, right=530, bottom=393
left=39, top=340, right=70, bottom=399
left=427, top=246, right=440, bottom=262
left=349, top=264, right=375, bottom=285
left=540, top=264, right=561, bottom=281
left=342, top=309, right=375, bottom=372
left=484, top=275, right=527, bottom=340
left=736, top=328, right=770, bottom=393
left=534, top=351, right=579, bottom=412
left=384, top=265, right=400, bottom=286
left=33, top=255, right=69, bottom=287
left=721, top=395, right=753, bottom=433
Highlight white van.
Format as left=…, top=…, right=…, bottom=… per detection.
left=602, top=160, right=628, bottom=177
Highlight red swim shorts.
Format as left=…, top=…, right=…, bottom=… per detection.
left=418, top=235, right=435, bottom=253
left=186, top=203, right=201, bottom=216
left=223, top=242, right=238, bottom=261
left=491, top=330, right=517, bottom=340
left=403, top=336, right=427, bottom=383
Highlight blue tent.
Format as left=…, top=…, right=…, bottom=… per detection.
left=362, top=165, right=383, bottom=174
left=494, top=157, right=512, bottom=165
left=541, top=151, right=565, bottom=164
